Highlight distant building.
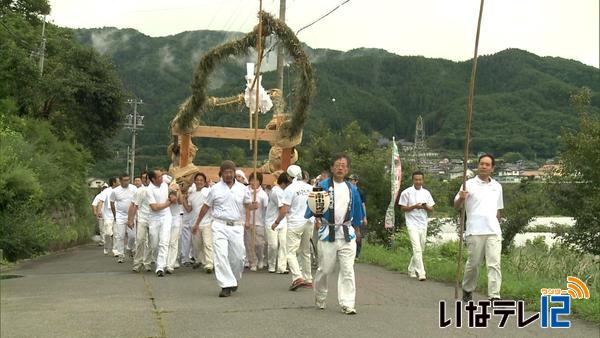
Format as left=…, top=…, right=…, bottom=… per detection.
left=520, top=164, right=562, bottom=181
left=497, top=163, right=521, bottom=179
left=539, top=164, right=562, bottom=175
left=397, top=139, right=414, bottom=152
left=448, top=167, right=474, bottom=180
left=496, top=176, right=522, bottom=184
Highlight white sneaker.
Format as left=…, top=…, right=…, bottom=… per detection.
left=409, top=272, right=417, bottom=278
left=250, top=266, right=257, bottom=272
left=257, top=262, right=265, bottom=270
left=341, top=306, right=357, bottom=315
left=315, top=299, right=326, bottom=310
left=103, top=249, right=109, bottom=255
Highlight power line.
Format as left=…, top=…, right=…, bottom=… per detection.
left=262, top=0, right=350, bottom=58
left=0, top=20, right=34, bottom=50
left=296, top=0, right=350, bottom=35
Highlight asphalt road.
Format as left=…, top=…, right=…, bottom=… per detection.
left=1, top=244, right=598, bottom=337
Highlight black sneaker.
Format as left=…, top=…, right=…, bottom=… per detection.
left=156, top=270, right=164, bottom=277
left=219, top=288, right=232, bottom=297
left=230, top=286, right=238, bottom=292
left=462, top=290, right=472, bottom=302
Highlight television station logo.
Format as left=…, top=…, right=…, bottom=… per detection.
left=439, top=276, right=590, bottom=329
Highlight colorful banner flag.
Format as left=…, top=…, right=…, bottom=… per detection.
left=384, top=137, right=402, bottom=229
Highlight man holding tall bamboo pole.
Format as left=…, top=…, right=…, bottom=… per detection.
left=454, top=153, right=503, bottom=303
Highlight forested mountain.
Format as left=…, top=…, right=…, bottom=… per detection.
left=73, top=27, right=600, bottom=174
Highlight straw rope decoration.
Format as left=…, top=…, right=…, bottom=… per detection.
left=172, top=11, right=315, bottom=143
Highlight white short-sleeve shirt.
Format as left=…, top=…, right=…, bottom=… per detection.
left=132, top=185, right=151, bottom=222
left=170, top=200, right=182, bottom=217
left=110, top=184, right=137, bottom=221
left=92, top=192, right=103, bottom=207
left=205, top=180, right=251, bottom=222
left=454, top=176, right=504, bottom=235
left=147, top=182, right=170, bottom=221
left=333, top=181, right=351, bottom=225
left=281, top=180, right=312, bottom=229
left=247, top=186, right=269, bottom=227
left=100, top=187, right=113, bottom=219
left=399, top=186, right=435, bottom=229
left=265, top=185, right=287, bottom=230
left=188, top=186, right=212, bottom=227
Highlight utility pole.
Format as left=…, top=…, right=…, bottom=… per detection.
left=413, top=115, right=427, bottom=168
left=38, top=15, right=47, bottom=76
left=125, top=99, right=144, bottom=178
left=275, top=0, right=286, bottom=93
left=126, top=145, right=130, bottom=175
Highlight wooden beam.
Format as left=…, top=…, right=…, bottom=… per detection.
left=174, top=126, right=278, bottom=142
left=194, top=166, right=276, bottom=185
left=281, top=148, right=292, bottom=171
left=179, top=133, right=191, bottom=167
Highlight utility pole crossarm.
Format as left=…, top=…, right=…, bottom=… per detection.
left=125, top=99, right=144, bottom=178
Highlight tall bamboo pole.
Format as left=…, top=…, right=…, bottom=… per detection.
left=455, top=0, right=485, bottom=299
left=250, top=0, right=264, bottom=264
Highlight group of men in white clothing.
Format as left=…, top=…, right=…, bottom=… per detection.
left=398, top=153, right=505, bottom=304
left=92, top=174, right=138, bottom=263
left=90, top=155, right=366, bottom=314
left=91, top=151, right=504, bottom=313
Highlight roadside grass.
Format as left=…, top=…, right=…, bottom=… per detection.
left=360, top=230, right=599, bottom=324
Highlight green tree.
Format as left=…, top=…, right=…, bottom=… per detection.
left=1, top=0, right=50, bottom=22
left=226, top=146, right=247, bottom=167
left=502, top=151, right=523, bottom=163
left=0, top=1, right=125, bottom=260
left=0, top=7, right=124, bottom=158
left=549, top=87, right=600, bottom=254
left=500, top=180, right=538, bottom=252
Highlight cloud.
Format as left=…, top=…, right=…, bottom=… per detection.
left=158, top=45, right=176, bottom=71
left=89, top=28, right=119, bottom=55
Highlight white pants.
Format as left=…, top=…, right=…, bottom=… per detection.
left=407, top=227, right=427, bottom=278
left=286, top=222, right=313, bottom=283
left=102, top=218, right=114, bottom=252
left=245, top=227, right=266, bottom=268
left=113, top=219, right=127, bottom=257
left=212, top=221, right=245, bottom=288
left=314, top=239, right=357, bottom=309
left=133, top=219, right=151, bottom=269
left=194, top=224, right=214, bottom=268
left=149, top=216, right=172, bottom=272
left=266, top=226, right=287, bottom=272
left=180, top=220, right=193, bottom=264
left=126, top=224, right=136, bottom=252
left=97, top=218, right=105, bottom=244
left=167, top=215, right=182, bottom=270
left=462, top=234, right=502, bottom=298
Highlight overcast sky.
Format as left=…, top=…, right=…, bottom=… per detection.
left=48, top=0, right=599, bottom=68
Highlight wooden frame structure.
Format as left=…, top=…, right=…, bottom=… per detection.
left=173, top=127, right=292, bottom=186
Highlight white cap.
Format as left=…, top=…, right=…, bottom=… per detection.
left=102, top=183, right=108, bottom=188
left=235, top=169, right=248, bottom=184
left=287, top=165, right=302, bottom=180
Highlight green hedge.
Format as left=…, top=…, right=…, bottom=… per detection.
left=0, top=112, right=94, bottom=261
